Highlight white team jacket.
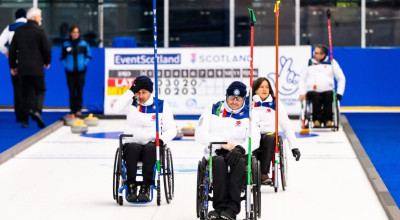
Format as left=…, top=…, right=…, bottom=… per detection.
left=299, top=56, right=346, bottom=96
left=111, top=90, right=176, bottom=145
left=0, top=17, right=27, bottom=54
left=252, top=94, right=298, bottom=150
left=195, top=100, right=260, bottom=158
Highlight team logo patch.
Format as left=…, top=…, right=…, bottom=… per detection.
left=267, top=109, right=271, bottom=113
left=152, top=115, right=156, bottom=120
left=233, top=89, right=240, bottom=96
left=235, top=121, right=241, bottom=126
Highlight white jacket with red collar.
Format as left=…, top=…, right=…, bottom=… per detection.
left=252, top=94, right=298, bottom=150
left=111, top=90, right=176, bottom=145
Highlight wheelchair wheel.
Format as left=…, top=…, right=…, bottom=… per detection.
left=250, top=158, right=259, bottom=220
left=113, top=148, right=123, bottom=204
left=196, top=161, right=203, bottom=218
left=256, top=160, right=262, bottom=218
left=163, top=148, right=174, bottom=203
left=278, top=137, right=287, bottom=191
left=197, top=160, right=209, bottom=220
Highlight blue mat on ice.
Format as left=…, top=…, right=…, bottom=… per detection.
left=0, top=111, right=66, bottom=154
left=345, top=113, right=400, bottom=207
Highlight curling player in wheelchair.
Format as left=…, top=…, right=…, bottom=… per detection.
left=299, top=44, right=346, bottom=128
left=111, top=75, right=176, bottom=202
left=251, top=77, right=301, bottom=185
left=195, top=81, right=260, bottom=220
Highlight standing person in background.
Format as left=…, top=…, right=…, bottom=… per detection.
left=60, top=25, right=92, bottom=116
left=0, top=8, right=27, bottom=123
left=8, top=8, right=52, bottom=128
left=299, top=44, right=345, bottom=128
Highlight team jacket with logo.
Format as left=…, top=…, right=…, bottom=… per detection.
left=299, top=56, right=346, bottom=96
left=195, top=100, right=260, bottom=158
left=252, top=94, right=298, bottom=150
left=60, top=38, right=92, bottom=73
left=111, top=90, right=176, bottom=145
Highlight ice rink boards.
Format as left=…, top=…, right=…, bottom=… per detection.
left=0, top=119, right=389, bottom=220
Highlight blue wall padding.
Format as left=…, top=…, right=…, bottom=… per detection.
left=1, top=47, right=399, bottom=113
left=334, top=47, right=400, bottom=107
left=0, top=47, right=105, bottom=113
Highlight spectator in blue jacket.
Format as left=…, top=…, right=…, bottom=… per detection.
left=60, top=25, right=92, bottom=116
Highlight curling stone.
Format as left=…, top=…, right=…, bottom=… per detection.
left=181, top=123, right=195, bottom=136
left=65, top=114, right=78, bottom=126
left=84, top=113, right=99, bottom=126
left=173, top=127, right=183, bottom=140
left=71, top=119, right=88, bottom=134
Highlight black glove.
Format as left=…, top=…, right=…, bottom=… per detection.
left=225, top=145, right=245, bottom=166
left=292, top=148, right=301, bottom=161
left=336, top=94, right=342, bottom=101
left=158, top=139, right=164, bottom=147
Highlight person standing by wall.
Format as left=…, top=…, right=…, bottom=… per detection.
left=0, top=8, right=27, bottom=123
left=8, top=8, right=52, bottom=128
left=60, top=25, right=92, bottom=116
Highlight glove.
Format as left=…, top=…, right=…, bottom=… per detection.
left=292, top=148, right=301, bottom=161
left=158, top=139, right=164, bottom=147
left=336, top=94, right=342, bottom=101
left=225, top=145, right=245, bottom=166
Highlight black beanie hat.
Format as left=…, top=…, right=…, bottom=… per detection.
left=15, top=8, right=26, bottom=19
left=226, top=81, right=247, bottom=97
left=131, top=76, right=154, bottom=93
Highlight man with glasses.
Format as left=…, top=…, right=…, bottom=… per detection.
left=299, top=44, right=346, bottom=128
left=195, top=81, right=260, bottom=220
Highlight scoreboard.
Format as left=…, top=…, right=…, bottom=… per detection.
left=104, top=46, right=310, bottom=115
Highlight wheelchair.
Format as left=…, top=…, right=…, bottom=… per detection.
left=196, top=142, right=261, bottom=220
left=113, top=134, right=174, bottom=206
left=265, top=136, right=287, bottom=193
left=300, top=90, right=340, bottom=131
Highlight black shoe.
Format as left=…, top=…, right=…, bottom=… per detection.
left=126, top=184, right=138, bottom=202
left=31, top=112, right=45, bottom=128
left=21, top=121, right=29, bottom=128
left=221, top=208, right=236, bottom=220
left=137, top=185, right=150, bottom=202
left=208, top=210, right=221, bottom=219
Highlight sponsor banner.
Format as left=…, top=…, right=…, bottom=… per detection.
left=104, top=46, right=311, bottom=115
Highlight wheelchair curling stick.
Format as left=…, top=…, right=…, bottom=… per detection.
left=274, top=0, right=281, bottom=190
left=246, top=8, right=256, bottom=218
left=152, top=0, right=161, bottom=177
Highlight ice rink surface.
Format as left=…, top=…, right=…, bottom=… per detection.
left=0, top=119, right=388, bottom=220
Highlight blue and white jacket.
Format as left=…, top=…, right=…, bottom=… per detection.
left=0, top=17, right=27, bottom=54
left=252, top=94, right=298, bottom=150
left=111, top=90, right=177, bottom=145
left=195, top=100, right=260, bottom=158
left=60, top=38, right=92, bottom=73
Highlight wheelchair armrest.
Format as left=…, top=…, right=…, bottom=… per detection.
left=208, top=142, right=228, bottom=152
left=119, top=134, right=133, bottom=148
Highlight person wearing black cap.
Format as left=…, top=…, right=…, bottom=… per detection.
left=0, top=8, right=27, bottom=123
left=112, top=75, right=177, bottom=202
left=195, top=81, right=260, bottom=220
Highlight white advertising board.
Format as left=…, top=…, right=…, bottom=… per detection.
left=104, top=46, right=311, bottom=115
